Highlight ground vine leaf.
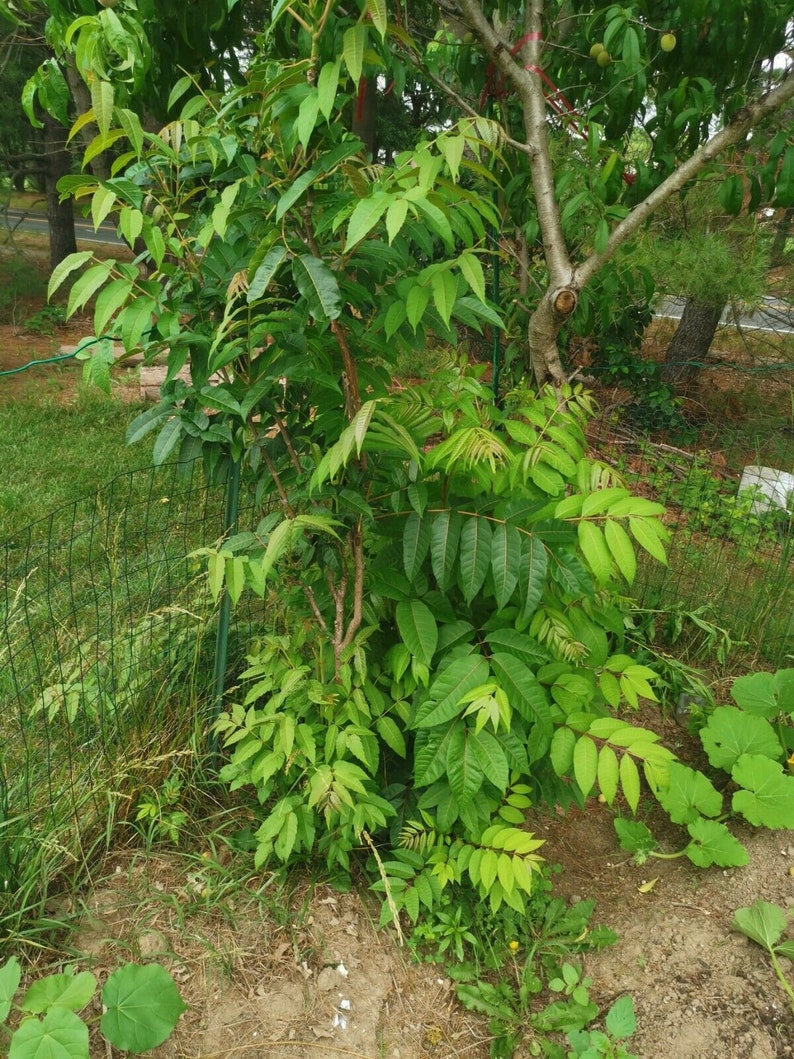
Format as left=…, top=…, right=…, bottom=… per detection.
left=685, top=818, right=748, bottom=867
left=657, top=762, right=723, bottom=825
left=731, top=754, right=794, bottom=828
left=700, top=706, right=782, bottom=771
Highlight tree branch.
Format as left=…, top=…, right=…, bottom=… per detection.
left=575, top=70, right=794, bottom=289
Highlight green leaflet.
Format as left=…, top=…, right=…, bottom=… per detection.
left=459, top=515, right=492, bottom=603
left=491, top=522, right=522, bottom=610
left=292, top=254, right=342, bottom=320
left=413, top=655, right=491, bottom=729
left=395, top=599, right=438, bottom=666
left=430, top=510, right=463, bottom=591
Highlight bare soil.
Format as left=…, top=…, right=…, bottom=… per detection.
left=66, top=791, right=794, bottom=1059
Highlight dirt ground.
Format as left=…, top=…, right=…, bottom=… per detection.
left=67, top=781, right=794, bottom=1059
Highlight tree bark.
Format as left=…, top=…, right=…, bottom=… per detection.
left=770, top=206, right=793, bottom=267
left=41, top=111, right=77, bottom=269
left=661, top=298, right=725, bottom=385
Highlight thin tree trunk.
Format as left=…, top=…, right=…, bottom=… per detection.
left=770, top=206, right=793, bottom=267
left=42, top=112, right=77, bottom=269
left=661, top=298, right=725, bottom=385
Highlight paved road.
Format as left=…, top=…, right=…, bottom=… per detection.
left=656, top=295, right=794, bottom=336
left=3, top=207, right=122, bottom=245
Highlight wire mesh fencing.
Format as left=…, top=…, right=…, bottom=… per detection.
left=589, top=414, right=794, bottom=668
left=0, top=459, right=266, bottom=939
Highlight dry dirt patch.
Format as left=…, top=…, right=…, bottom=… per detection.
left=59, top=796, right=794, bottom=1059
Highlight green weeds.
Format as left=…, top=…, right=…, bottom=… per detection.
left=0, top=957, right=185, bottom=1057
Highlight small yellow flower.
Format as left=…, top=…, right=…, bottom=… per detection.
left=508, top=940, right=520, bottom=952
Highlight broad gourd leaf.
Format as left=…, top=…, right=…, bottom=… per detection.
left=605, top=995, right=636, bottom=1040
left=685, top=818, right=748, bottom=868
left=731, top=670, right=794, bottom=719
left=0, top=958, right=21, bottom=1022
left=731, top=754, right=794, bottom=828
left=657, top=762, right=722, bottom=825
left=700, top=706, right=782, bottom=771
left=101, top=964, right=187, bottom=1053
left=459, top=515, right=492, bottom=603
left=22, top=971, right=97, bottom=1014
left=613, top=818, right=656, bottom=859
left=9, top=1007, right=88, bottom=1059
left=733, top=900, right=788, bottom=951
left=395, top=599, right=438, bottom=666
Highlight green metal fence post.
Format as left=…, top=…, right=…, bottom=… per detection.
left=210, top=456, right=241, bottom=755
